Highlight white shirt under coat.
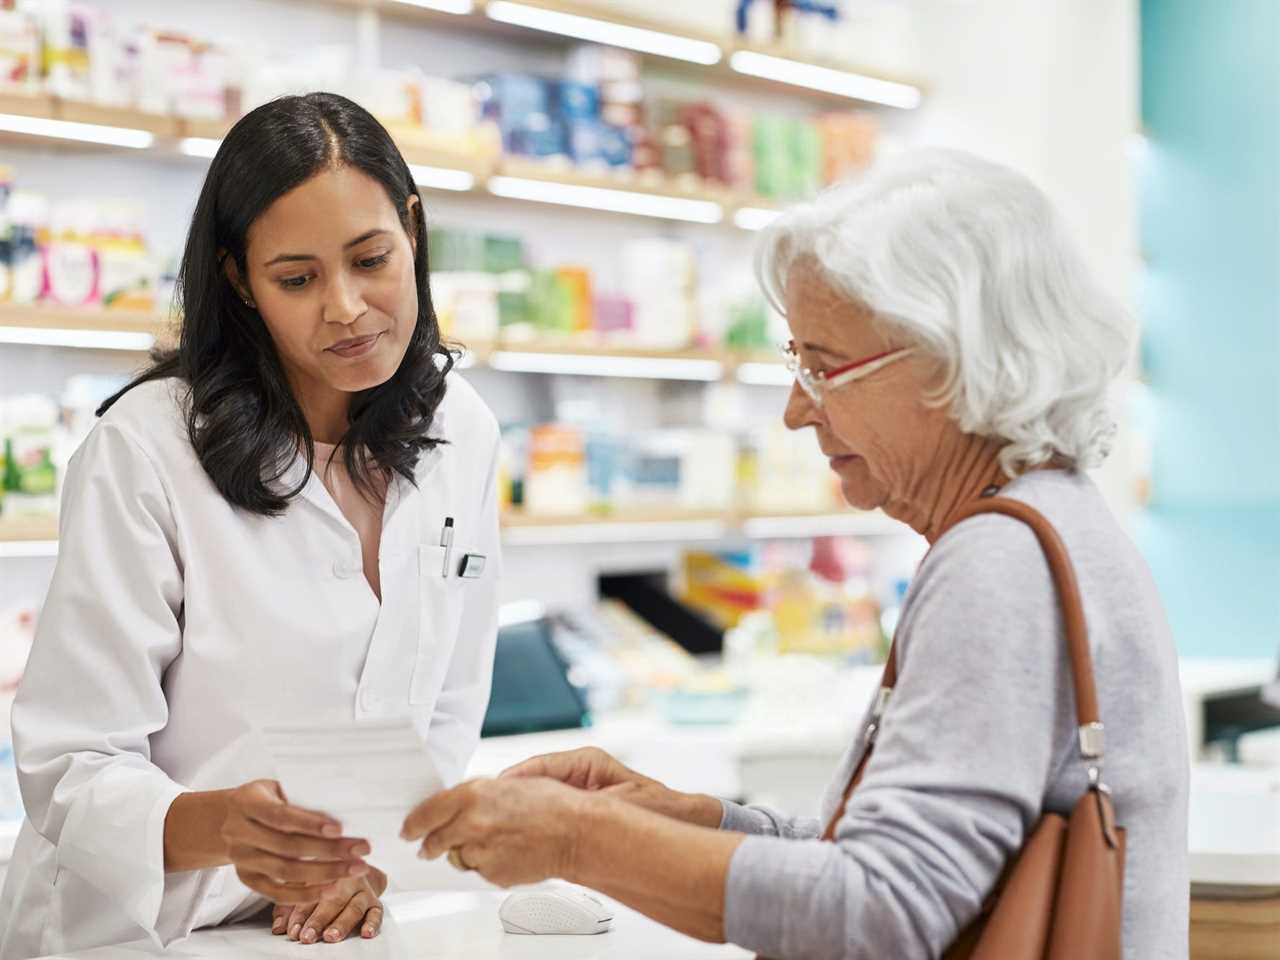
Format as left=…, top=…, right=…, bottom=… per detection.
left=0, top=373, right=502, bottom=958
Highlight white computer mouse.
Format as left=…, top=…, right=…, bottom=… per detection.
left=499, top=886, right=614, bottom=935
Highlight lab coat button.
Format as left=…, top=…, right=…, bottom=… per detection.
left=333, top=560, right=359, bottom=579
left=360, top=688, right=380, bottom=710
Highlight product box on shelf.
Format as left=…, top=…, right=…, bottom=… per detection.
left=0, top=7, right=39, bottom=95
left=0, top=394, right=58, bottom=521
left=0, top=175, right=160, bottom=312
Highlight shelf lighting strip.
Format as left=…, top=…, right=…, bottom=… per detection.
left=389, top=0, right=475, bottom=12
left=409, top=163, right=476, bottom=191
left=179, top=137, right=222, bottom=158
left=0, top=325, right=156, bottom=351
left=735, top=361, right=792, bottom=386
left=487, top=175, right=723, bottom=223
left=0, top=112, right=155, bottom=149
left=0, top=540, right=59, bottom=559
left=487, top=350, right=723, bottom=380
left=728, top=50, right=922, bottom=110
left=734, top=206, right=783, bottom=231
left=503, top=519, right=729, bottom=547
left=484, top=1, right=722, bottom=65
left=741, top=513, right=905, bottom=539
left=1, top=517, right=908, bottom=557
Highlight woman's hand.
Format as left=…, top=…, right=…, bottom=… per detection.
left=271, top=866, right=387, bottom=944
left=400, top=778, right=589, bottom=888
left=219, top=780, right=372, bottom=905
left=502, top=748, right=723, bottom=828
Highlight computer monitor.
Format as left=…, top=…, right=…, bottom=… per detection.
left=481, top=617, right=589, bottom=738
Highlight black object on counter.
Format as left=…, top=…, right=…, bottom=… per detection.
left=599, top=571, right=724, bottom=655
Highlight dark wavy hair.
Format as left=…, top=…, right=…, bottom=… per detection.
left=99, top=92, right=452, bottom=515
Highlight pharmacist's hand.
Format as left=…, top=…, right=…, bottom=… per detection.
left=220, top=780, right=372, bottom=905
left=502, top=748, right=721, bottom=827
left=271, top=867, right=386, bottom=944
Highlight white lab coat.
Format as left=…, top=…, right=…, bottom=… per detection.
left=0, top=373, right=502, bottom=958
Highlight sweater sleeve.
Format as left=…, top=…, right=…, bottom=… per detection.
left=719, top=799, right=822, bottom=839
left=722, top=515, right=1076, bottom=959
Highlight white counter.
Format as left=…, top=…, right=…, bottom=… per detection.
left=1188, top=765, right=1280, bottom=894
left=36, top=889, right=752, bottom=960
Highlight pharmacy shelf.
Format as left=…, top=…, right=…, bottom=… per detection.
left=0, top=305, right=169, bottom=352
left=0, top=91, right=182, bottom=150
left=0, top=94, right=784, bottom=227
left=0, top=515, right=59, bottom=558
left=0, top=508, right=905, bottom=557
left=501, top=508, right=908, bottom=545
left=315, top=0, right=925, bottom=109
left=0, top=305, right=789, bottom=382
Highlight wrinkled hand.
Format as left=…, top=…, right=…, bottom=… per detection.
left=220, top=779, right=371, bottom=905
left=401, top=778, right=587, bottom=888
left=271, top=866, right=387, bottom=944
left=501, top=746, right=647, bottom=791
left=503, top=747, right=720, bottom=826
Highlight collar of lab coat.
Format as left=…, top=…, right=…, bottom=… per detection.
left=272, top=437, right=444, bottom=530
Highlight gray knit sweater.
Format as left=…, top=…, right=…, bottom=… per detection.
left=719, top=470, right=1189, bottom=959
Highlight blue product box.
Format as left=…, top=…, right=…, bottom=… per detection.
left=597, top=124, right=633, bottom=168
left=566, top=119, right=605, bottom=165
left=508, top=114, right=567, bottom=157
left=472, top=73, right=551, bottom=136
left=555, top=81, right=600, bottom=121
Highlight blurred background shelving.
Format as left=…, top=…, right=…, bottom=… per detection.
left=0, top=0, right=1145, bottom=670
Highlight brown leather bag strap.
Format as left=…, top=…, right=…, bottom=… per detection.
left=822, top=496, right=1106, bottom=841
left=945, top=497, right=1101, bottom=731
left=879, top=498, right=1101, bottom=729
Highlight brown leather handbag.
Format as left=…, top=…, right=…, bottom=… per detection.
left=816, top=497, right=1126, bottom=959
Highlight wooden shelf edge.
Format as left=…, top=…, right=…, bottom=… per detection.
left=0, top=515, right=58, bottom=543
left=500, top=508, right=891, bottom=530
left=0, top=305, right=170, bottom=336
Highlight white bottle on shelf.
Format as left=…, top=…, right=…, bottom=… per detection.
left=7, top=192, right=47, bottom=306
left=42, top=202, right=98, bottom=308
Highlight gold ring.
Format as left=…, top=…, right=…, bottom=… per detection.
left=447, top=847, right=474, bottom=872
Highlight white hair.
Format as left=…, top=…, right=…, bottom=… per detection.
left=756, top=148, right=1134, bottom=476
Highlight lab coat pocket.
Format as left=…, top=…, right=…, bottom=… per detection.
left=410, top=545, right=465, bottom=705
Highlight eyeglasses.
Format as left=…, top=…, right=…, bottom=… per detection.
left=783, top=340, right=916, bottom=407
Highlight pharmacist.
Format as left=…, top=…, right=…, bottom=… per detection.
left=0, top=93, right=501, bottom=958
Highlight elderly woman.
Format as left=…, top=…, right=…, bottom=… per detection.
left=401, top=150, right=1190, bottom=959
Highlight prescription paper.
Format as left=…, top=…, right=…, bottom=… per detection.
left=261, top=717, right=443, bottom=871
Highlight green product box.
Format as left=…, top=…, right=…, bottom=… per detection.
left=428, top=229, right=488, bottom=272
left=786, top=119, right=822, bottom=200
left=484, top=234, right=525, bottom=273
left=498, top=289, right=530, bottom=328
left=753, top=115, right=790, bottom=201
left=528, top=271, right=573, bottom=334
